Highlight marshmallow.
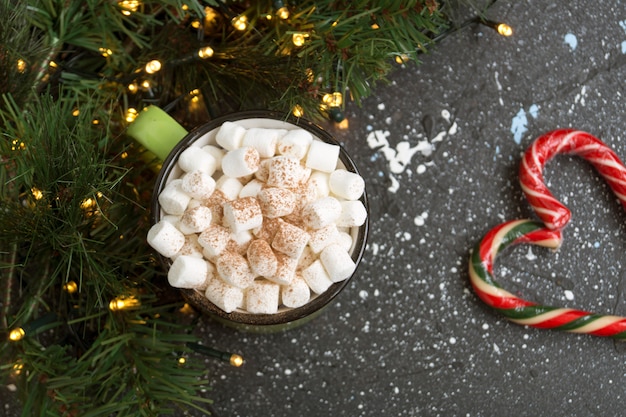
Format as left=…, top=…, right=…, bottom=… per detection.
left=336, top=231, right=354, bottom=252
left=178, top=146, right=218, bottom=175
left=320, top=244, right=356, bottom=282
left=296, top=245, right=316, bottom=270
left=302, top=259, right=333, bottom=294
left=299, top=166, right=312, bottom=183
left=223, top=197, right=263, bottom=233
left=202, top=190, right=228, bottom=224
left=267, top=156, right=302, bottom=188
left=216, top=250, right=254, bottom=289
left=247, top=239, right=278, bottom=278
left=245, top=280, right=280, bottom=314
left=301, top=196, right=342, bottom=229
left=197, top=260, right=216, bottom=291
left=201, top=145, right=225, bottom=167
left=204, top=273, right=244, bottom=313
left=181, top=170, right=216, bottom=200
left=329, top=169, right=365, bottom=200
left=221, top=147, right=260, bottom=178
left=252, top=217, right=282, bottom=241
left=308, top=224, right=340, bottom=253
left=336, top=200, right=367, bottom=228
left=179, top=205, right=213, bottom=234
left=277, top=129, right=313, bottom=159
left=147, top=220, right=186, bottom=258
left=271, top=221, right=310, bottom=259
left=215, top=121, right=246, bottom=151
left=239, top=179, right=264, bottom=198
left=227, top=230, right=253, bottom=255
left=171, top=234, right=204, bottom=260
left=242, top=128, right=286, bottom=157
left=198, top=224, right=231, bottom=259
left=161, top=214, right=181, bottom=224
left=158, top=179, right=191, bottom=216
left=305, top=140, right=339, bottom=173
left=167, top=255, right=209, bottom=289
left=268, top=252, right=298, bottom=285
left=257, top=187, right=296, bottom=218
left=307, top=171, right=331, bottom=198
left=281, top=275, right=311, bottom=308
left=215, top=176, right=244, bottom=200
left=254, top=159, right=271, bottom=182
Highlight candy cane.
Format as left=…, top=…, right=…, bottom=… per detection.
left=519, top=128, right=626, bottom=230
left=469, top=219, right=626, bottom=339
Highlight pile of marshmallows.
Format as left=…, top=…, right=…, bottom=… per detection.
left=147, top=121, right=367, bottom=315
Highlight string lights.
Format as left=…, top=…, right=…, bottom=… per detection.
left=144, top=59, right=162, bottom=74
left=109, top=295, right=141, bottom=311
left=478, top=19, right=513, bottom=37
left=231, top=15, right=248, bottom=31
left=63, top=280, right=78, bottom=294
left=7, top=313, right=59, bottom=342
left=186, top=342, right=244, bottom=367
left=197, top=46, right=214, bottom=59
left=292, top=104, right=304, bottom=117
left=8, top=327, right=25, bottom=342
left=118, top=0, right=141, bottom=16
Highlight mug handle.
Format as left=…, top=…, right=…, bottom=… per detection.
left=126, top=105, right=189, bottom=161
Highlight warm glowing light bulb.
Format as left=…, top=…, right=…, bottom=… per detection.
left=305, top=68, right=315, bottom=83
left=72, top=108, right=80, bottom=117
left=337, top=118, right=350, bottom=130
left=394, top=54, right=409, bottom=64
left=126, top=108, right=138, bottom=123
left=230, top=354, right=244, bottom=367
left=231, top=15, right=248, bottom=31
left=9, top=328, right=25, bottom=342
left=178, top=357, right=187, bottom=365
left=31, top=187, right=43, bottom=200
left=144, top=60, right=162, bottom=74
left=16, top=59, right=26, bottom=73
left=63, top=281, right=78, bottom=294
left=497, top=23, right=513, bottom=37
left=49, top=61, right=58, bottom=68
left=99, top=47, right=113, bottom=57
left=128, top=82, right=138, bottom=92
left=119, top=1, right=140, bottom=15
left=197, top=46, right=214, bottom=59
left=276, top=6, right=289, bottom=19
left=141, top=80, right=151, bottom=89
left=11, top=139, right=25, bottom=151
left=323, top=92, right=343, bottom=107
left=12, top=362, right=24, bottom=376
left=204, top=6, right=218, bottom=22
left=179, top=303, right=195, bottom=315
left=292, top=104, right=304, bottom=117
left=109, top=296, right=141, bottom=311
left=80, top=197, right=97, bottom=210
left=191, top=20, right=201, bottom=29
left=292, top=33, right=307, bottom=47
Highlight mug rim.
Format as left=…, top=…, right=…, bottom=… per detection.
left=151, top=110, right=369, bottom=327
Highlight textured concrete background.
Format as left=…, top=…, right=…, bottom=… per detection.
left=200, top=1, right=626, bottom=416
left=4, top=1, right=625, bottom=416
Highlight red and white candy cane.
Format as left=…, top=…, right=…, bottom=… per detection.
left=519, top=128, right=626, bottom=230
left=469, top=129, right=626, bottom=339
left=469, top=219, right=626, bottom=339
